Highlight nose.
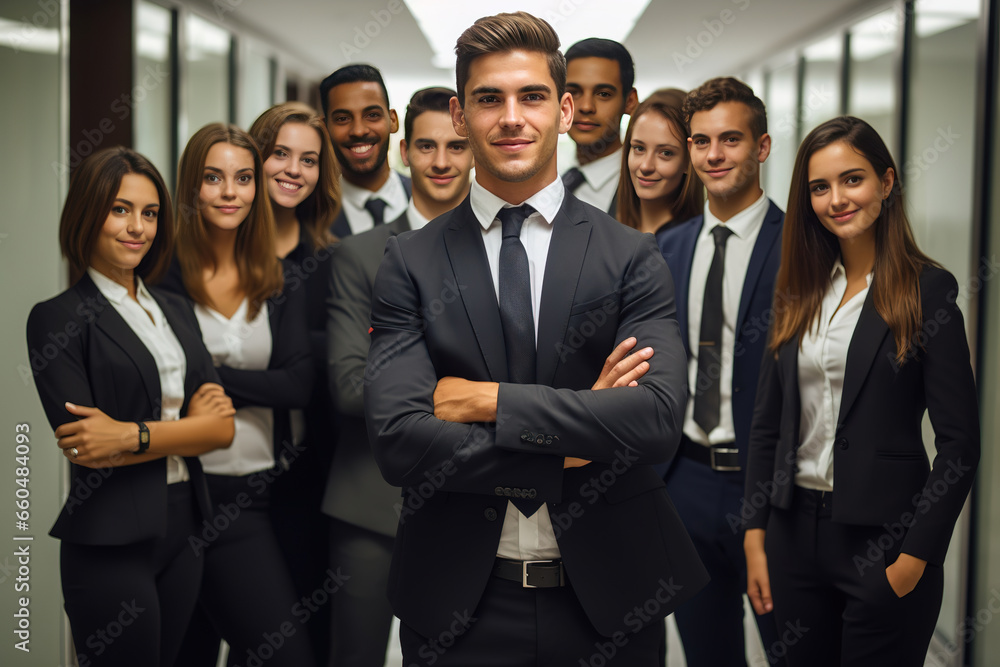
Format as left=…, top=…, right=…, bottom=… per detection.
left=284, top=158, right=301, bottom=177
left=638, top=150, right=656, bottom=175
left=349, top=115, right=369, bottom=139
left=127, top=211, right=144, bottom=235
left=706, top=139, right=724, bottom=164
left=830, top=185, right=848, bottom=209
left=499, top=97, right=524, bottom=130
left=577, top=91, right=594, bottom=114
left=432, top=146, right=449, bottom=172
left=222, top=177, right=237, bottom=199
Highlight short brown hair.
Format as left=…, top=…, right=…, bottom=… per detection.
left=249, top=101, right=341, bottom=249
left=683, top=77, right=767, bottom=139
left=60, top=146, right=173, bottom=286
left=454, top=11, right=566, bottom=105
left=174, top=123, right=282, bottom=320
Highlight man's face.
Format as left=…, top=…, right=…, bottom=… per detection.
left=325, top=81, right=398, bottom=178
left=566, top=56, right=634, bottom=157
left=451, top=49, right=572, bottom=198
left=688, top=101, right=769, bottom=202
left=402, top=111, right=473, bottom=207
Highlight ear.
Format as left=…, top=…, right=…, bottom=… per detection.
left=389, top=109, right=399, bottom=134
left=756, top=133, right=772, bottom=163
left=881, top=166, right=895, bottom=199
left=400, top=139, right=409, bottom=168
left=450, top=96, right=467, bottom=137
left=623, top=88, right=638, bottom=116
left=558, top=92, right=574, bottom=134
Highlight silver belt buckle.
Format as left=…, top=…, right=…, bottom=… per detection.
left=710, top=447, right=741, bottom=472
left=521, top=560, right=559, bottom=588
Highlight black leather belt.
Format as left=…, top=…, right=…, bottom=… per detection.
left=492, top=558, right=565, bottom=588
left=680, top=435, right=741, bottom=471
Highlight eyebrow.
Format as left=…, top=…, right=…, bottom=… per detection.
left=567, top=82, right=619, bottom=92
left=690, top=130, right=744, bottom=139
left=470, top=84, right=552, bottom=96
left=274, top=143, right=319, bottom=156
left=204, top=166, right=254, bottom=174
left=808, top=167, right=865, bottom=185
left=114, top=198, right=159, bottom=208
left=330, top=104, right=383, bottom=116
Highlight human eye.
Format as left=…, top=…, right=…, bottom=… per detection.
left=659, top=150, right=674, bottom=159
left=273, top=148, right=288, bottom=159
left=332, top=114, right=349, bottom=124
left=449, top=143, right=466, bottom=153
left=237, top=173, right=254, bottom=184
left=302, top=156, right=317, bottom=166
left=524, top=92, right=544, bottom=102
left=692, top=137, right=708, bottom=147
left=365, top=111, right=383, bottom=121
left=416, top=142, right=434, bottom=153
left=111, top=205, right=128, bottom=215
left=846, top=175, right=863, bottom=185
left=630, top=144, right=644, bottom=154
left=478, top=94, right=500, bottom=105
left=597, top=91, right=613, bottom=99
left=204, top=173, right=220, bottom=183
left=810, top=183, right=828, bottom=195
left=143, top=208, right=159, bottom=220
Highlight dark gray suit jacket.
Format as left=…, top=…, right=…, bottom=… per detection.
left=322, top=212, right=412, bottom=535
left=364, top=193, right=709, bottom=639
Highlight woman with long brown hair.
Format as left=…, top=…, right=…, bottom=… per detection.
left=26, top=146, right=235, bottom=666
left=743, top=116, right=979, bottom=666
left=617, top=89, right=702, bottom=235
left=162, top=123, right=316, bottom=666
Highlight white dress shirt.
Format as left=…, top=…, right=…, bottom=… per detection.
left=469, top=176, right=564, bottom=560
left=339, top=171, right=410, bottom=235
left=404, top=197, right=430, bottom=231
left=563, top=147, right=621, bottom=212
left=683, top=192, right=769, bottom=446
left=87, top=268, right=189, bottom=483
left=195, top=298, right=276, bottom=476
left=796, top=261, right=872, bottom=491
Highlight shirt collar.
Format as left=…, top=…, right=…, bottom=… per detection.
left=87, top=267, right=136, bottom=305
left=702, top=190, right=769, bottom=240
left=405, top=198, right=430, bottom=231
left=340, top=170, right=403, bottom=208
left=470, top=176, right=565, bottom=231
left=572, top=147, right=622, bottom=190
left=830, top=259, right=874, bottom=286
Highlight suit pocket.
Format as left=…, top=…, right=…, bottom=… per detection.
left=875, top=450, right=926, bottom=461
left=569, top=291, right=619, bottom=316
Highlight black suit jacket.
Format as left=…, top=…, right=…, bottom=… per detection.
left=26, top=274, right=217, bottom=545
left=330, top=172, right=412, bottom=238
left=745, top=266, right=980, bottom=565
left=364, top=193, right=709, bottom=639
left=158, top=260, right=314, bottom=460
left=323, top=212, right=411, bottom=535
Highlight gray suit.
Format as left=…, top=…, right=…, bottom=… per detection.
left=322, top=212, right=411, bottom=666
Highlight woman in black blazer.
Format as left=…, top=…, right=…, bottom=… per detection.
left=743, top=116, right=979, bottom=666
left=26, top=147, right=235, bottom=666
left=161, top=123, right=316, bottom=666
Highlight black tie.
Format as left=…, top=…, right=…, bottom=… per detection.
left=498, top=205, right=541, bottom=517
left=562, top=167, right=586, bottom=194
left=364, top=198, right=387, bottom=226
left=693, top=225, right=734, bottom=436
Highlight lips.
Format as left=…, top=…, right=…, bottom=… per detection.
left=705, top=167, right=732, bottom=178
left=493, top=138, right=532, bottom=153
left=574, top=121, right=599, bottom=131
left=276, top=180, right=302, bottom=192
left=348, top=143, right=376, bottom=158
left=831, top=209, right=858, bottom=222
left=636, top=177, right=660, bottom=187
left=118, top=240, right=145, bottom=250
left=428, top=175, right=456, bottom=185
left=216, top=206, right=241, bottom=214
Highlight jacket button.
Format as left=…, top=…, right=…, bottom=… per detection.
left=520, top=430, right=530, bottom=441
left=484, top=508, right=498, bottom=521
left=494, top=486, right=504, bottom=496
left=535, top=435, right=545, bottom=444
left=836, top=437, right=848, bottom=450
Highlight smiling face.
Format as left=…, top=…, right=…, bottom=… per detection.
left=688, top=100, right=769, bottom=212
left=402, top=110, right=472, bottom=210
left=263, top=122, right=321, bottom=211
left=325, top=80, right=398, bottom=183
left=451, top=48, right=573, bottom=202
left=90, top=173, right=160, bottom=281
left=627, top=111, right=688, bottom=204
left=198, top=142, right=256, bottom=232
left=808, top=140, right=893, bottom=243
left=566, top=56, right=635, bottom=161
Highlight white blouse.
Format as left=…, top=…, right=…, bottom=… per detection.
left=87, top=268, right=189, bottom=484
left=795, top=261, right=872, bottom=491
left=195, top=298, right=275, bottom=476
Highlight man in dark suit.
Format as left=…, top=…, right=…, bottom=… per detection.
left=561, top=38, right=638, bottom=215
left=655, top=77, right=785, bottom=666
left=322, top=86, right=472, bottom=667
left=320, top=64, right=412, bottom=237
left=364, top=12, right=707, bottom=665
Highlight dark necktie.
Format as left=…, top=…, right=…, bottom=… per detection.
left=498, top=205, right=541, bottom=517
left=364, top=198, right=387, bottom=226
left=693, top=224, right=734, bottom=436
left=562, top=167, right=586, bottom=194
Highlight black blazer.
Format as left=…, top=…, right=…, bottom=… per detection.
left=745, top=266, right=980, bottom=565
left=26, top=273, right=217, bottom=545
left=322, top=212, right=411, bottom=536
left=365, top=193, right=709, bottom=639
left=158, top=259, right=314, bottom=461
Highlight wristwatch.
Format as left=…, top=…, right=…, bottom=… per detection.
left=135, top=422, right=150, bottom=454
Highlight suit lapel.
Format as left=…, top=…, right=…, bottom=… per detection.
left=736, top=202, right=782, bottom=334
left=80, top=275, right=162, bottom=411
left=154, top=290, right=205, bottom=400
left=537, top=197, right=592, bottom=386
left=443, top=199, right=509, bottom=382
left=838, top=290, right=889, bottom=425
left=669, top=217, right=702, bottom=353
left=779, top=335, right=802, bottom=442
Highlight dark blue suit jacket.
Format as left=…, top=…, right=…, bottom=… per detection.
left=654, top=199, right=784, bottom=475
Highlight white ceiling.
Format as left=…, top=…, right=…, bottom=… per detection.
left=190, top=0, right=888, bottom=103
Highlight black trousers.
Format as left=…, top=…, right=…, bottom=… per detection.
left=399, top=569, right=665, bottom=667
left=665, top=453, right=784, bottom=666
left=177, top=473, right=316, bottom=667
left=764, top=487, right=944, bottom=667
left=327, top=517, right=395, bottom=667
left=61, top=482, right=202, bottom=667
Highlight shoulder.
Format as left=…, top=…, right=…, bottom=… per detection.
left=28, top=286, right=87, bottom=331
left=918, top=264, right=960, bottom=307
left=154, top=256, right=187, bottom=298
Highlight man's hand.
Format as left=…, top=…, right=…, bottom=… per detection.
left=591, top=337, right=654, bottom=390
left=433, top=377, right=499, bottom=423
left=885, top=553, right=927, bottom=598
left=187, top=383, right=235, bottom=418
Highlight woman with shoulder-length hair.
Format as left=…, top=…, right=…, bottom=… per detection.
left=248, top=101, right=341, bottom=664
left=617, top=89, right=702, bottom=235
left=26, top=146, right=235, bottom=667
left=162, top=123, right=316, bottom=666
left=743, top=115, right=980, bottom=666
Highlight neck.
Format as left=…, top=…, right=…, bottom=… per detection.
left=344, top=161, right=390, bottom=192
left=412, top=192, right=459, bottom=221
left=839, top=231, right=876, bottom=281
left=576, top=138, right=621, bottom=166
left=476, top=159, right=557, bottom=205
left=708, top=185, right=762, bottom=222
left=638, top=197, right=672, bottom=234
left=273, top=205, right=299, bottom=230
left=206, top=224, right=239, bottom=271
left=94, top=264, right=137, bottom=299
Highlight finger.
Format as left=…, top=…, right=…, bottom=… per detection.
left=65, top=402, right=98, bottom=416
left=748, top=584, right=765, bottom=615
left=604, top=337, right=637, bottom=369
left=613, top=361, right=650, bottom=388
left=57, top=434, right=82, bottom=449
left=758, top=577, right=773, bottom=613
left=609, top=348, right=653, bottom=384
left=54, top=421, right=82, bottom=439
